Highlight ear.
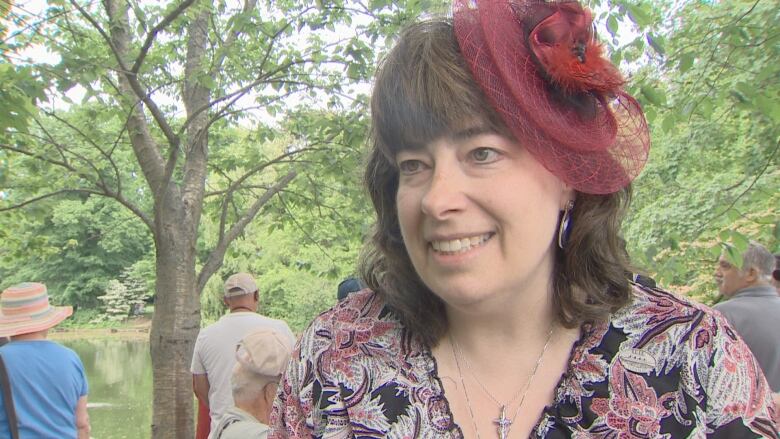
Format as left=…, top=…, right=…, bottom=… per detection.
left=744, top=266, right=759, bottom=283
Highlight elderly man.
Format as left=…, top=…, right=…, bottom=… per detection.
left=191, top=273, right=295, bottom=431
left=209, top=327, right=293, bottom=438
left=713, top=242, right=780, bottom=393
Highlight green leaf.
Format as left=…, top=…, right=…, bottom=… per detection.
left=698, top=98, right=713, bottom=117
left=754, top=95, right=780, bottom=122
left=730, top=231, right=749, bottom=253
left=707, top=245, right=722, bottom=259
left=641, top=85, right=666, bottom=106
left=646, top=33, right=665, bottom=56
left=661, top=113, right=676, bottom=133
left=198, top=74, right=218, bottom=90
left=626, top=3, right=652, bottom=27
left=643, top=106, right=657, bottom=123
left=678, top=53, right=694, bottom=73
left=723, top=244, right=742, bottom=269
left=735, top=82, right=754, bottom=98
left=607, top=15, right=619, bottom=36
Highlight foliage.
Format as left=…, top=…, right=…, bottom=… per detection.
left=198, top=109, right=373, bottom=331
left=98, top=267, right=151, bottom=322
left=2, top=0, right=777, bottom=433
left=0, top=196, right=154, bottom=308
left=56, top=307, right=122, bottom=329
left=608, top=0, right=780, bottom=303
left=1, top=0, right=438, bottom=435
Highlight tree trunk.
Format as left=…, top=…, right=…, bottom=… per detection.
left=149, top=186, right=201, bottom=438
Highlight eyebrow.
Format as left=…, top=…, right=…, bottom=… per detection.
left=450, top=125, right=495, bottom=141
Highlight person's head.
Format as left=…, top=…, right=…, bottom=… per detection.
left=360, top=1, right=649, bottom=346
left=772, top=254, right=780, bottom=294
left=223, top=272, right=259, bottom=311
left=230, top=328, right=294, bottom=424
left=714, top=242, right=774, bottom=298
left=0, top=282, right=73, bottom=340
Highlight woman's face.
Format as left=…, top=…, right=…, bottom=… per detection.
left=395, top=124, right=573, bottom=308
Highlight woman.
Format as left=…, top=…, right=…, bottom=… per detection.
left=0, top=283, right=90, bottom=438
left=271, top=0, right=778, bottom=437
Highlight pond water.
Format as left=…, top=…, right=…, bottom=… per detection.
left=60, top=337, right=153, bottom=439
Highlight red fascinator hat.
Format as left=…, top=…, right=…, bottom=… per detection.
left=453, top=0, right=649, bottom=194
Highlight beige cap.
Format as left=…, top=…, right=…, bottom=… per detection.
left=236, top=327, right=294, bottom=377
left=224, top=272, right=257, bottom=297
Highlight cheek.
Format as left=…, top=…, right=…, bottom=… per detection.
left=395, top=189, right=419, bottom=236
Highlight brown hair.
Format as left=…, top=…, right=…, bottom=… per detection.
left=359, top=19, right=633, bottom=347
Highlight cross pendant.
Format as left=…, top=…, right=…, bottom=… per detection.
left=494, top=405, right=512, bottom=439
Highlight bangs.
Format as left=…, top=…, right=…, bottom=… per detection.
left=370, top=20, right=508, bottom=161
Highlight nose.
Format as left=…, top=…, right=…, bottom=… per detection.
left=420, top=163, right=466, bottom=219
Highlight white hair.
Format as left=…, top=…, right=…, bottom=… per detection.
left=741, top=241, right=774, bottom=279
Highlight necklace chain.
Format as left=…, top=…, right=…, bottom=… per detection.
left=450, top=326, right=555, bottom=439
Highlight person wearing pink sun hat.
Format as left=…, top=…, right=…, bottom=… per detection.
left=0, top=282, right=90, bottom=438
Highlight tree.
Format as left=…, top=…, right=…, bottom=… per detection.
left=612, top=0, right=780, bottom=301
left=0, top=195, right=153, bottom=308
left=0, top=0, right=438, bottom=436
left=98, top=267, right=152, bottom=321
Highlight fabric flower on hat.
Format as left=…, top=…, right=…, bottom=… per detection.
left=523, top=1, right=624, bottom=95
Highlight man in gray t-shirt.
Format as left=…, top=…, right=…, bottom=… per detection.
left=191, top=273, right=295, bottom=429
left=713, top=242, right=780, bottom=392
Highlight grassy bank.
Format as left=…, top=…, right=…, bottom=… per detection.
left=50, top=308, right=153, bottom=341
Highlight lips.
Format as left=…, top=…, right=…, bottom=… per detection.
left=430, top=233, right=492, bottom=253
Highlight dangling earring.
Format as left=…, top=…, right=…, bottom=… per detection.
left=557, top=200, right=575, bottom=250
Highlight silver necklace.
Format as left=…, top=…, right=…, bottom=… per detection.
left=450, top=326, right=554, bottom=439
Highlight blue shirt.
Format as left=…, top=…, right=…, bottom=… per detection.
left=0, top=340, right=88, bottom=438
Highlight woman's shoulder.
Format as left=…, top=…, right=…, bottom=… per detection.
left=617, top=282, right=720, bottom=326
left=608, top=283, right=728, bottom=357
left=295, top=289, right=406, bottom=361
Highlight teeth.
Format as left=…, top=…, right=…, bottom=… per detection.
left=431, top=234, right=490, bottom=253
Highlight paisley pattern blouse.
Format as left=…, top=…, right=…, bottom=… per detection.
left=270, top=285, right=779, bottom=438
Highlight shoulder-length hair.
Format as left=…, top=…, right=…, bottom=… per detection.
left=359, top=19, right=633, bottom=348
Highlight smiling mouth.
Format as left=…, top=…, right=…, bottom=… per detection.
left=430, top=233, right=492, bottom=253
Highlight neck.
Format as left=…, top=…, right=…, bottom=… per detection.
left=230, top=306, right=255, bottom=313
left=11, top=330, right=48, bottom=341
left=236, top=399, right=269, bottom=424
left=733, top=281, right=769, bottom=294
left=446, top=289, right=556, bottom=348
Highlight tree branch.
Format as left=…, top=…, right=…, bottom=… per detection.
left=99, top=0, right=179, bottom=158
left=196, top=170, right=296, bottom=293
left=131, top=0, right=199, bottom=73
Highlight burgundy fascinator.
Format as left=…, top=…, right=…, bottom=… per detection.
left=453, top=0, right=650, bottom=194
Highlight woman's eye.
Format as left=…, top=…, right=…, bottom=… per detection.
left=398, top=160, right=424, bottom=174
left=471, top=147, right=499, bottom=163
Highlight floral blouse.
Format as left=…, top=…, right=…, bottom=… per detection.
left=270, top=285, right=779, bottom=438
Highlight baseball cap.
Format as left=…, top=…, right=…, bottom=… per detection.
left=223, top=272, right=257, bottom=297
left=236, top=327, right=294, bottom=377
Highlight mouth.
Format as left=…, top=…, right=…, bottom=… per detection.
left=430, top=233, right=493, bottom=254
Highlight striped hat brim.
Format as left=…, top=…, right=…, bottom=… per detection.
left=0, top=305, right=73, bottom=337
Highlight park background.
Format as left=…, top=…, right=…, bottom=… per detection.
left=1, top=0, right=778, bottom=437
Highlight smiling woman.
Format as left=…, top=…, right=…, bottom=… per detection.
left=269, top=0, right=779, bottom=438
